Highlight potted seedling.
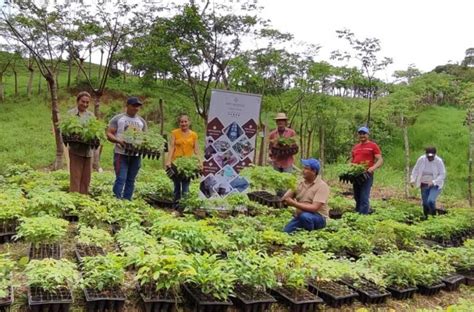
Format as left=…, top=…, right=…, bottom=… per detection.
left=25, top=259, right=79, bottom=312
left=15, top=216, right=68, bottom=260
left=168, top=156, right=201, bottom=181
left=412, top=249, right=453, bottom=296
left=0, top=189, right=25, bottom=243
left=0, top=254, right=15, bottom=311
left=271, top=137, right=299, bottom=157
left=442, top=239, right=474, bottom=287
left=80, top=254, right=126, bottom=312
left=60, top=115, right=105, bottom=149
left=336, top=163, right=369, bottom=185
left=123, top=127, right=166, bottom=159
left=75, top=226, right=112, bottom=263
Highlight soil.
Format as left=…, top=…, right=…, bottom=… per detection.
left=234, top=285, right=274, bottom=303
left=342, top=278, right=387, bottom=297
left=312, top=280, right=355, bottom=297
left=75, top=244, right=105, bottom=262
left=139, top=284, right=180, bottom=302
left=184, top=285, right=232, bottom=305
left=273, top=287, right=318, bottom=302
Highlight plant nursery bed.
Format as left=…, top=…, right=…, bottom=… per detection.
left=75, top=244, right=105, bottom=263
left=145, top=195, right=174, bottom=209
left=138, top=284, right=181, bottom=312
left=231, top=285, right=276, bottom=312
left=386, top=285, right=417, bottom=300
left=271, top=287, right=323, bottom=312
left=182, top=285, right=233, bottom=312
left=0, top=219, right=18, bottom=244
left=417, top=282, right=446, bottom=296
left=457, top=270, right=474, bottom=286
left=28, top=286, right=72, bottom=312
left=29, top=243, right=62, bottom=260
left=307, top=280, right=358, bottom=308
left=442, top=274, right=466, bottom=291
left=340, top=278, right=390, bottom=304
left=84, top=288, right=126, bottom=312
left=0, top=286, right=13, bottom=312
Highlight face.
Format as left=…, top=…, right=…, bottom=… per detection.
left=302, top=166, right=317, bottom=180
left=276, top=119, right=287, bottom=130
left=179, top=115, right=190, bottom=130
left=77, top=96, right=90, bottom=112
left=126, top=104, right=141, bottom=116
left=427, top=154, right=435, bottom=161
left=358, top=131, right=369, bottom=142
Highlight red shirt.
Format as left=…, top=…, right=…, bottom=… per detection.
left=351, top=141, right=381, bottom=168
left=269, top=127, right=296, bottom=169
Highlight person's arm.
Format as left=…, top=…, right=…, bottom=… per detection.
left=166, top=133, right=175, bottom=167
left=368, top=154, right=383, bottom=173
left=106, top=127, right=124, bottom=146
left=410, top=157, right=422, bottom=184
left=433, top=158, right=446, bottom=187
left=285, top=198, right=323, bottom=213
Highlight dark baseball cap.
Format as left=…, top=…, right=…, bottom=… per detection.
left=127, top=97, right=143, bottom=106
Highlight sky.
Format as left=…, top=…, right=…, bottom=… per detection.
left=256, top=0, right=474, bottom=81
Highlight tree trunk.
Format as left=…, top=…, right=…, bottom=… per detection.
left=123, top=63, right=126, bottom=83
left=27, top=67, right=34, bottom=98
left=306, top=128, right=313, bottom=159
left=319, top=125, right=325, bottom=176
left=13, top=70, right=18, bottom=96
left=89, top=45, right=92, bottom=78
left=92, top=94, right=103, bottom=171
left=402, top=114, right=410, bottom=199
left=38, top=75, right=42, bottom=94
left=0, top=73, right=4, bottom=102
left=48, top=75, right=64, bottom=170
left=98, top=49, right=104, bottom=80
left=67, top=57, right=72, bottom=87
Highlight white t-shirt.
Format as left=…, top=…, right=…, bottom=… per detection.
left=108, top=113, right=147, bottom=155
left=420, top=160, right=436, bottom=184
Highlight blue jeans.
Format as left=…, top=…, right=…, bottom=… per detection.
left=353, top=173, right=373, bottom=214
left=113, top=153, right=141, bottom=200
left=283, top=212, right=326, bottom=233
left=421, top=184, right=440, bottom=216
left=173, top=177, right=190, bottom=203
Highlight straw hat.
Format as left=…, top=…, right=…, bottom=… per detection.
left=274, top=113, right=288, bottom=120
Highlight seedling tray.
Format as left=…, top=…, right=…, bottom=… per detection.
left=386, top=285, right=417, bottom=300
left=84, top=288, right=126, bottom=312
left=271, top=144, right=299, bottom=157
left=0, top=233, right=15, bottom=244
left=0, top=286, right=13, bottom=312
left=417, top=282, right=445, bottom=296
left=458, top=270, right=474, bottom=286
left=329, top=210, right=344, bottom=219
left=124, top=143, right=161, bottom=160
left=62, top=134, right=100, bottom=149
left=28, top=287, right=72, bottom=312
left=247, top=191, right=286, bottom=208
left=138, top=285, right=181, bottom=312
left=182, top=285, right=232, bottom=312
left=145, top=196, right=174, bottom=209
left=271, top=287, right=323, bottom=312
left=307, top=280, right=358, bottom=308
left=75, top=244, right=105, bottom=264
left=29, top=243, right=62, bottom=260
left=340, top=279, right=390, bottom=304
left=231, top=285, right=276, bottom=312
left=0, top=219, right=18, bottom=244
left=442, top=274, right=465, bottom=291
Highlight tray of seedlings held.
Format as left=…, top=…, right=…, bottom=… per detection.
left=271, top=287, right=323, bottom=312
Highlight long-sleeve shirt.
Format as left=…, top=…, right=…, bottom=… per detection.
left=410, top=155, right=446, bottom=189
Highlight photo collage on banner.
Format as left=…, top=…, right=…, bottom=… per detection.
left=200, top=89, right=262, bottom=198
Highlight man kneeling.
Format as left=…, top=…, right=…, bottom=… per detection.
left=283, top=158, right=330, bottom=233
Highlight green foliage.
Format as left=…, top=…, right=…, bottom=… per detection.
left=327, top=195, right=354, bottom=213
left=59, top=114, right=106, bottom=142
left=411, top=249, right=454, bottom=286
left=134, top=169, right=173, bottom=200
left=26, top=190, right=76, bottom=217
left=326, top=228, right=373, bottom=256
left=0, top=254, right=15, bottom=298
left=228, top=250, right=277, bottom=291
left=276, top=137, right=296, bottom=147
left=304, top=251, right=356, bottom=281
left=76, top=226, right=113, bottom=248
left=334, top=163, right=367, bottom=176
left=188, top=253, right=236, bottom=300
left=16, top=216, right=69, bottom=246
left=442, top=239, right=474, bottom=271
left=81, top=254, right=125, bottom=291
left=274, top=253, right=316, bottom=290
left=25, top=259, right=79, bottom=292
left=173, top=155, right=201, bottom=179
left=123, top=126, right=166, bottom=152
left=240, top=166, right=297, bottom=192
left=371, top=220, right=420, bottom=252
left=72, top=194, right=110, bottom=227
left=0, top=188, right=26, bottom=220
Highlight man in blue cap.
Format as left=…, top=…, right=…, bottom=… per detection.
left=351, top=126, right=383, bottom=214
left=282, top=158, right=330, bottom=233
left=106, top=97, right=147, bottom=200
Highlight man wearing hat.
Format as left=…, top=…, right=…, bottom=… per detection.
left=410, top=147, right=446, bottom=217
left=282, top=158, right=330, bottom=233
left=268, top=112, right=297, bottom=172
left=351, top=126, right=383, bottom=214
left=106, top=97, right=147, bottom=200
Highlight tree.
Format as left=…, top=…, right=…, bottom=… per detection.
left=462, top=48, right=474, bottom=67
left=393, top=64, right=422, bottom=84
left=461, top=83, right=474, bottom=206
left=1, top=0, right=69, bottom=169
left=331, top=29, right=392, bottom=127
left=0, top=50, right=12, bottom=102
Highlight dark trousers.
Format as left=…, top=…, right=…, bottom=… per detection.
left=283, top=212, right=326, bottom=233
left=113, top=153, right=141, bottom=200
left=173, top=176, right=190, bottom=203
left=353, top=173, right=373, bottom=214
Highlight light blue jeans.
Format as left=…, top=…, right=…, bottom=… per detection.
left=113, top=153, right=141, bottom=200
left=421, top=184, right=440, bottom=216
left=283, top=212, right=326, bottom=233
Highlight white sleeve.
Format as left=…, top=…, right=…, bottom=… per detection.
left=433, top=158, right=446, bottom=187
left=410, top=157, right=423, bottom=183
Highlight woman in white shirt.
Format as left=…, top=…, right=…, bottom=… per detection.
left=410, top=147, right=446, bottom=217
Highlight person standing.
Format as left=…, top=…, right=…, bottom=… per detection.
left=410, top=147, right=446, bottom=217
left=268, top=113, right=297, bottom=172
left=282, top=158, right=330, bottom=233
left=67, top=91, right=94, bottom=194
left=351, top=126, right=383, bottom=214
left=166, top=114, right=200, bottom=206
left=106, top=97, right=147, bottom=200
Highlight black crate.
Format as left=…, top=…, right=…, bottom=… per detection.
left=28, top=287, right=72, bottom=312
left=182, top=285, right=232, bottom=312
left=138, top=285, right=181, bottom=312
left=386, top=286, right=417, bottom=300
left=29, top=243, right=62, bottom=260
left=84, top=288, right=126, bottom=312
left=340, top=279, right=390, bottom=304
left=271, top=287, right=323, bottom=312
left=231, top=286, right=276, bottom=312
left=0, top=219, right=18, bottom=245
left=417, top=282, right=446, bottom=296
left=307, top=281, right=358, bottom=308
left=442, top=274, right=466, bottom=291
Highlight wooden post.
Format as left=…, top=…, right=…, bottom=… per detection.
left=402, top=113, right=410, bottom=200
left=159, top=99, right=166, bottom=169
left=468, top=110, right=473, bottom=207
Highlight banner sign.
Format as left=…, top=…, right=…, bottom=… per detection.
left=200, top=89, right=262, bottom=198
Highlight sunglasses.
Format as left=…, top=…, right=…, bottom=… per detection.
left=358, top=131, right=368, bottom=135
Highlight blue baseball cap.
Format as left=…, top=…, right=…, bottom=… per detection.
left=301, top=158, right=320, bottom=172
left=127, top=97, right=143, bottom=106
left=357, top=126, right=369, bottom=134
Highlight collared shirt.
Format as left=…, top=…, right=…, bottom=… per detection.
left=67, top=108, right=95, bottom=158
left=351, top=140, right=381, bottom=168
left=269, top=127, right=297, bottom=169
left=290, top=176, right=330, bottom=219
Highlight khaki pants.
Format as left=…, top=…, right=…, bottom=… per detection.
left=69, top=150, right=92, bottom=194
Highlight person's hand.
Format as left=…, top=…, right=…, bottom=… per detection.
left=165, top=162, right=171, bottom=169
left=367, top=166, right=375, bottom=174
left=426, top=181, right=433, bottom=187
left=116, top=139, right=126, bottom=147
left=294, top=208, right=302, bottom=217
left=285, top=197, right=296, bottom=207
